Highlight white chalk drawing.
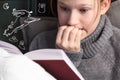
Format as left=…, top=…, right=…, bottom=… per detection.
left=38, top=3, right=46, bottom=13
left=12, top=8, right=33, bottom=17
left=3, top=3, right=9, bottom=10
left=18, top=40, right=25, bottom=50
left=3, top=8, right=40, bottom=50
left=9, top=36, right=18, bottom=43
left=3, top=9, right=32, bottom=37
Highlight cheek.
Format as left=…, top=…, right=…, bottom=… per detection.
left=82, top=13, right=96, bottom=30
left=58, top=13, right=67, bottom=26
left=82, top=16, right=93, bottom=30
left=57, top=8, right=68, bottom=26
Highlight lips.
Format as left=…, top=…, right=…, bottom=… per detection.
left=79, top=27, right=84, bottom=30
left=80, top=28, right=84, bottom=30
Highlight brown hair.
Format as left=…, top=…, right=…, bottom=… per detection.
left=50, top=0, right=57, bottom=17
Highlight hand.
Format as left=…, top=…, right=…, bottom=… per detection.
left=56, top=25, right=83, bottom=53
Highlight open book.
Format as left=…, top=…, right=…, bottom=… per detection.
left=25, top=49, right=84, bottom=80
left=0, top=42, right=56, bottom=80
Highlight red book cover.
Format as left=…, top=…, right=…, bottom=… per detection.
left=25, top=49, right=84, bottom=80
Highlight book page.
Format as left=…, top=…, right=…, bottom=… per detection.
left=25, top=49, right=84, bottom=80
left=0, top=48, right=56, bottom=80
left=0, top=41, right=22, bottom=54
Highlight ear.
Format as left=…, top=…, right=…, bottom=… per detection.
left=100, top=0, right=111, bottom=15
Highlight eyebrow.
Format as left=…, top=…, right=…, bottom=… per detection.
left=57, top=1, right=67, bottom=6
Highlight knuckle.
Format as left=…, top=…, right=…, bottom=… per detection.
left=64, top=27, right=73, bottom=33
left=59, top=26, right=66, bottom=31
left=70, top=30, right=75, bottom=35
left=61, top=42, right=67, bottom=48
left=56, top=40, right=60, bottom=45
left=64, top=28, right=69, bottom=33
left=61, top=42, right=65, bottom=47
left=68, top=43, right=74, bottom=49
left=74, top=46, right=80, bottom=51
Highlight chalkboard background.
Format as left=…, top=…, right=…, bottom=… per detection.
left=0, top=0, right=53, bottom=53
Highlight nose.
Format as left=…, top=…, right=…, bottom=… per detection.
left=67, top=11, right=80, bottom=26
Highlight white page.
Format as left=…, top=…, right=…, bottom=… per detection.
left=0, top=48, right=56, bottom=80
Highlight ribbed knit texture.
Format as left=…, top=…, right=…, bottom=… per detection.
left=81, top=15, right=113, bottom=59
left=76, top=15, right=116, bottom=80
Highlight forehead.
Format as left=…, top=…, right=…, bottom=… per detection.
left=58, top=0, right=95, bottom=6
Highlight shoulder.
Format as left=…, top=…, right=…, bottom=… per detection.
left=31, top=29, right=57, bottom=42
left=110, top=26, right=120, bottom=51
left=29, top=29, right=58, bottom=51
left=107, top=0, right=120, bottom=27
left=111, top=27, right=120, bottom=41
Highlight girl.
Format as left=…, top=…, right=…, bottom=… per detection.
left=30, top=0, right=120, bottom=80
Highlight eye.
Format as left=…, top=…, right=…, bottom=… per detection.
left=59, top=6, right=69, bottom=12
left=79, top=8, right=88, bottom=14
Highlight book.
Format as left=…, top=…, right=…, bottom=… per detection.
left=0, top=41, right=56, bottom=80
left=25, top=49, right=84, bottom=80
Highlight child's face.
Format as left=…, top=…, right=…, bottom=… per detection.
left=57, top=0, right=108, bottom=39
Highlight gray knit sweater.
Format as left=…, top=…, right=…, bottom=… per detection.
left=29, top=15, right=120, bottom=80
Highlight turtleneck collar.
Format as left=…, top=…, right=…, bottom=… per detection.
left=81, top=15, right=113, bottom=59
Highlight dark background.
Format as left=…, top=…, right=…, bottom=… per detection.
left=0, top=0, right=53, bottom=53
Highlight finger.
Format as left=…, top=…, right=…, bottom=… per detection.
left=56, top=26, right=66, bottom=45
left=75, top=24, right=83, bottom=30
left=66, top=28, right=79, bottom=51
left=75, top=29, right=82, bottom=43
left=73, top=30, right=82, bottom=52
left=62, top=26, right=74, bottom=42
left=69, top=27, right=78, bottom=43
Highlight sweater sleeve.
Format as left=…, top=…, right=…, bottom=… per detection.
left=64, top=48, right=84, bottom=68
left=55, top=44, right=84, bottom=68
